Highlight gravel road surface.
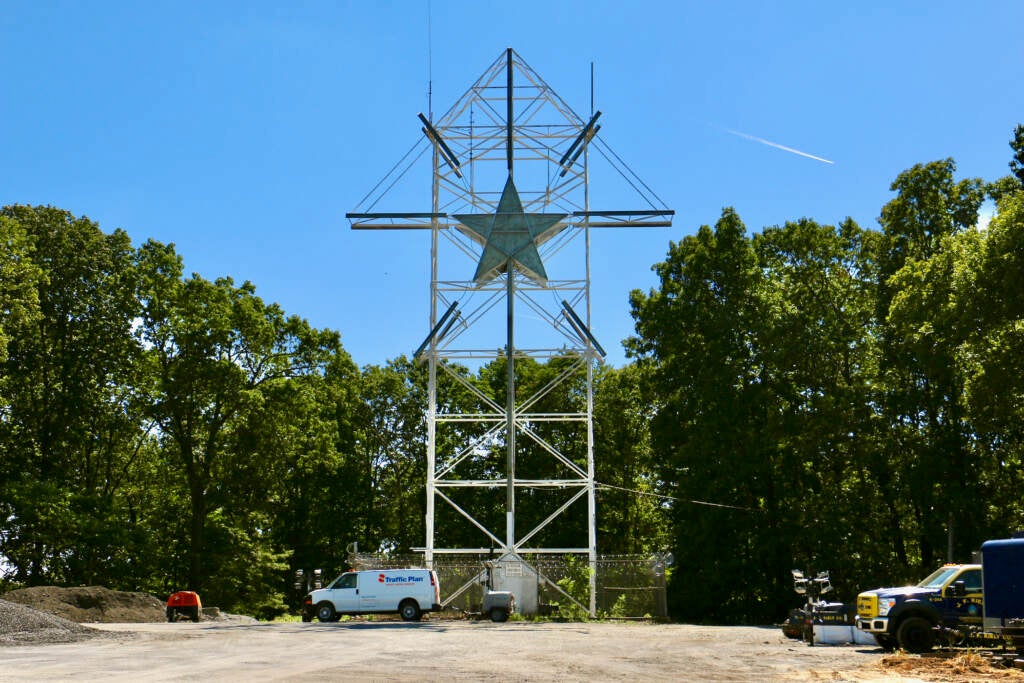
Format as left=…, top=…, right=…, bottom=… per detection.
left=0, top=620, right=892, bottom=682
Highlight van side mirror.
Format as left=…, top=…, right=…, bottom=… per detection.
left=951, top=580, right=966, bottom=597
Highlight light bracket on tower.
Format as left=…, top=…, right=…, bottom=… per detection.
left=561, top=300, right=606, bottom=358
left=558, top=111, right=602, bottom=177
left=413, top=301, right=460, bottom=360
left=418, top=113, right=463, bottom=178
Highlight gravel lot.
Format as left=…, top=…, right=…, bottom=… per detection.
left=5, top=594, right=1024, bottom=682
left=0, top=618, right=896, bottom=682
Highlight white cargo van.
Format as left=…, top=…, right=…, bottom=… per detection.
left=302, top=568, right=442, bottom=622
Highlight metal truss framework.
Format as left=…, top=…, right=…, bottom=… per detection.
left=347, top=48, right=672, bottom=615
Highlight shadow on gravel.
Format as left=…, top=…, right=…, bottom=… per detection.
left=189, top=621, right=456, bottom=633
left=309, top=622, right=453, bottom=631
left=310, top=621, right=593, bottom=635
left=193, top=620, right=581, bottom=635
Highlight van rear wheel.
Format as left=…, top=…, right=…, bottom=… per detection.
left=399, top=600, right=421, bottom=622
left=316, top=602, right=336, bottom=623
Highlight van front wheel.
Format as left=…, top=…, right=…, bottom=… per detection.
left=399, top=600, right=422, bottom=622
left=316, top=602, right=336, bottom=623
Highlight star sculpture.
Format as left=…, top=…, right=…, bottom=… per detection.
left=454, top=175, right=568, bottom=286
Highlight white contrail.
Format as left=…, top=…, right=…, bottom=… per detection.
left=724, top=128, right=835, bottom=165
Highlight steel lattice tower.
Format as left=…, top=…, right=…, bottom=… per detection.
left=348, top=48, right=672, bottom=615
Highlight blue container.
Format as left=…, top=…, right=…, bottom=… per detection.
left=982, top=537, right=1024, bottom=634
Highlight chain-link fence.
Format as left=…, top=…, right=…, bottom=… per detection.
left=344, top=551, right=669, bottom=619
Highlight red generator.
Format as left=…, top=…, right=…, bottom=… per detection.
left=166, top=591, right=202, bottom=622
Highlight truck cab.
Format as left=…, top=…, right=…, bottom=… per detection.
left=855, top=564, right=982, bottom=652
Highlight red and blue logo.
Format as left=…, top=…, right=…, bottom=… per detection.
left=377, top=573, right=424, bottom=585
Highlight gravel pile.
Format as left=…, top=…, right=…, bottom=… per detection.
left=3, top=585, right=165, bottom=623
left=0, top=598, right=107, bottom=646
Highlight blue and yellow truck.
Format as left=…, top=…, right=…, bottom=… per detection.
left=856, top=536, right=1024, bottom=653
left=854, top=563, right=983, bottom=652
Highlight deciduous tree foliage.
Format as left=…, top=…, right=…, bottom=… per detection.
left=1010, top=124, right=1024, bottom=187
left=593, top=363, right=669, bottom=554
left=0, top=206, right=150, bottom=588
left=877, top=159, right=986, bottom=569
left=135, top=240, right=342, bottom=609
left=627, top=136, right=1024, bottom=622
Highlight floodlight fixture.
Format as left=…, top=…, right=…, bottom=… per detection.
left=437, top=309, right=462, bottom=342
left=414, top=301, right=459, bottom=359
left=561, top=300, right=606, bottom=358
left=418, top=113, right=463, bottom=178
left=557, top=111, right=602, bottom=166
left=557, top=111, right=602, bottom=176
left=559, top=125, right=601, bottom=178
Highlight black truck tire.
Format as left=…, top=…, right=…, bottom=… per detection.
left=874, top=633, right=897, bottom=651
left=896, top=616, right=936, bottom=653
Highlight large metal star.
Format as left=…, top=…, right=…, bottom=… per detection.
left=454, top=176, right=567, bottom=286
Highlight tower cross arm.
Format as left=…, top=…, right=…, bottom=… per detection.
left=571, top=209, right=675, bottom=228
left=346, top=212, right=447, bottom=230
left=347, top=209, right=673, bottom=230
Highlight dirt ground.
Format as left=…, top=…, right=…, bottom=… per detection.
left=4, top=619, right=1024, bottom=683
left=3, top=588, right=1024, bottom=682
left=0, top=620, right=867, bottom=682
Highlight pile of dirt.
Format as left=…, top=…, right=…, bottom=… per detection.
left=0, top=599, right=108, bottom=646
left=3, top=586, right=165, bottom=623
left=877, top=651, right=1024, bottom=681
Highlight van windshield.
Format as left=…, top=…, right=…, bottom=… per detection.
left=328, top=573, right=357, bottom=589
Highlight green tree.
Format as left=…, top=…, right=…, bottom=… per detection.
left=354, top=358, right=430, bottom=554
left=629, top=208, right=775, bottom=622
left=0, top=205, right=151, bottom=587
left=0, top=212, right=43, bottom=585
left=136, top=239, right=340, bottom=601
left=752, top=217, right=886, bottom=592
left=629, top=208, right=893, bottom=621
left=273, top=349, right=363, bottom=602
left=593, top=363, right=669, bottom=555
left=875, top=159, right=985, bottom=569
left=0, top=214, right=41, bottom=367
left=961, top=186, right=1024, bottom=533
left=1010, top=124, right=1024, bottom=188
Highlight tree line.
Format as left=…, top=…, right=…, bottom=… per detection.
left=1, top=125, right=1022, bottom=621
left=0, top=205, right=664, bottom=618
left=629, top=126, right=1024, bottom=621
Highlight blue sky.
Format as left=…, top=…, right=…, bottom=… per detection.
left=2, top=1, right=1022, bottom=368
